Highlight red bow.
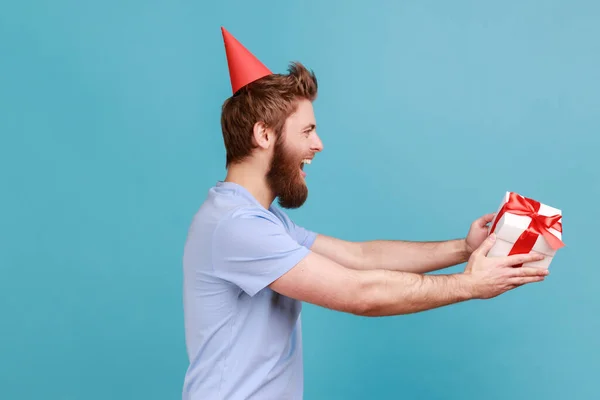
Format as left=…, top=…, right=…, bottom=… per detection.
left=489, top=192, right=565, bottom=259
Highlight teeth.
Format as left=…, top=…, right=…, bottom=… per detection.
left=302, top=159, right=312, bottom=164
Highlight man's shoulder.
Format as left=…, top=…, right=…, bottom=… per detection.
left=189, top=183, right=299, bottom=244
left=212, top=205, right=283, bottom=240
left=193, top=198, right=282, bottom=239
left=195, top=186, right=271, bottom=224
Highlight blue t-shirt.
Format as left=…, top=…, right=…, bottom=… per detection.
left=182, top=181, right=317, bottom=400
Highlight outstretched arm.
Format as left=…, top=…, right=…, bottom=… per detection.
left=360, top=237, right=470, bottom=273
left=311, top=234, right=469, bottom=274
left=271, top=234, right=547, bottom=317
left=310, top=213, right=495, bottom=274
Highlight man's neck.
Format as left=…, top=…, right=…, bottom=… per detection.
left=224, top=164, right=275, bottom=210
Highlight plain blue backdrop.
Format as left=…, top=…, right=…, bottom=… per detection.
left=1, top=1, right=598, bottom=399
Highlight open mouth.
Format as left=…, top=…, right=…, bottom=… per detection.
left=300, top=158, right=311, bottom=177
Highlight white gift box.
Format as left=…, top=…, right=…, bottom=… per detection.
left=487, top=192, right=563, bottom=269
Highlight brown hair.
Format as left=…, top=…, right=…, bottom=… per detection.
left=220, top=61, right=318, bottom=167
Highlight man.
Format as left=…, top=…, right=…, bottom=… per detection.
left=181, top=27, right=549, bottom=399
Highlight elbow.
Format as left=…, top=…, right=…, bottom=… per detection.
left=350, top=299, right=378, bottom=317
left=348, top=270, right=385, bottom=317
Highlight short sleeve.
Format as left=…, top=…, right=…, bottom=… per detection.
left=288, top=220, right=317, bottom=248
left=269, top=206, right=317, bottom=249
left=212, top=209, right=311, bottom=296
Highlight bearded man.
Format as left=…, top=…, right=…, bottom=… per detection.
left=181, top=27, right=549, bottom=400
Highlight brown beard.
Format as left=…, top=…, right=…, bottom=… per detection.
left=266, top=135, right=308, bottom=209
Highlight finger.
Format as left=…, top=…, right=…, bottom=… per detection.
left=479, top=213, right=496, bottom=226
left=509, top=275, right=546, bottom=286
left=511, top=267, right=550, bottom=277
left=474, top=233, right=497, bottom=256
left=501, top=252, right=546, bottom=267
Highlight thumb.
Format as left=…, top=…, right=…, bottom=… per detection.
left=475, top=233, right=497, bottom=257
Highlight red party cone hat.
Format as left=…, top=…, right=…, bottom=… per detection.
left=221, top=27, right=272, bottom=94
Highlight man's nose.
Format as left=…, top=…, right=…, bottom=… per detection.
left=311, top=132, right=324, bottom=152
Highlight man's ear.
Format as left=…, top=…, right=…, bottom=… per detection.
left=252, top=121, right=274, bottom=149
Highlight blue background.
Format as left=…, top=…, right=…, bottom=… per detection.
left=1, top=1, right=598, bottom=399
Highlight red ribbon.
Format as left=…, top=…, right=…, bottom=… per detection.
left=489, top=192, right=564, bottom=262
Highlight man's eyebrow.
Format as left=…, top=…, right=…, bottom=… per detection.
left=302, top=123, right=316, bottom=131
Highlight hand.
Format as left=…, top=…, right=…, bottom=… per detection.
left=464, top=213, right=496, bottom=255
left=462, top=233, right=549, bottom=299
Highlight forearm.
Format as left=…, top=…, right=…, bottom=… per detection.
left=359, top=239, right=471, bottom=274
left=357, top=269, right=475, bottom=317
